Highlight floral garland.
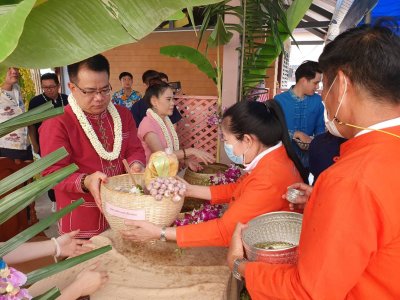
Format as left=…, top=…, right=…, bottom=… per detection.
left=69, top=94, right=122, bottom=161
left=147, top=108, right=179, bottom=151
left=0, top=259, right=31, bottom=299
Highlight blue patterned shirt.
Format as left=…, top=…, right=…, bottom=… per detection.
left=112, top=89, right=141, bottom=110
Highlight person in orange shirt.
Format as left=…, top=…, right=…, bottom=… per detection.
left=121, top=100, right=308, bottom=247
left=227, top=23, right=400, bottom=299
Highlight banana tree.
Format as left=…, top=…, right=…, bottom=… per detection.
left=197, top=0, right=312, bottom=100
left=160, top=13, right=231, bottom=162
left=0, top=0, right=223, bottom=71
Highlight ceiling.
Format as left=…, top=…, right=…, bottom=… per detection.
left=292, top=0, right=361, bottom=45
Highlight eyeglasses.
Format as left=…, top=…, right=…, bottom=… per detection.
left=42, top=85, right=58, bottom=90
left=73, top=83, right=112, bottom=97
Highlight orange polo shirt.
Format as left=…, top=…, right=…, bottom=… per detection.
left=176, top=146, right=302, bottom=248
left=245, top=126, right=400, bottom=299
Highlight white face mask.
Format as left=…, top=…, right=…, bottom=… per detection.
left=323, top=76, right=347, bottom=138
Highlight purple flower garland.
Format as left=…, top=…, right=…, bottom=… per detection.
left=175, top=165, right=242, bottom=226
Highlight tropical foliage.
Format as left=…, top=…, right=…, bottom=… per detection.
left=197, top=0, right=312, bottom=99
left=0, top=0, right=223, bottom=71
left=0, top=106, right=112, bottom=298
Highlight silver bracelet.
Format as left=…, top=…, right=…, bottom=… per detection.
left=160, top=226, right=167, bottom=242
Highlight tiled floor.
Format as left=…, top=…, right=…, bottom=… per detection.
left=35, top=192, right=58, bottom=238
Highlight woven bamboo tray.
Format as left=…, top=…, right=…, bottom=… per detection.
left=182, top=163, right=228, bottom=212
left=100, top=174, right=184, bottom=231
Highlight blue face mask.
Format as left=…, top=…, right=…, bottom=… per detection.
left=224, top=142, right=243, bottom=165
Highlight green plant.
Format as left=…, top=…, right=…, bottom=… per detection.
left=197, top=0, right=312, bottom=99
left=0, top=105, right=112, bottom=298
left=0, top=0, right=224, bottom=70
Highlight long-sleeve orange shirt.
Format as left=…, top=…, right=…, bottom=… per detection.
left=245, top=126, right=400, bottom=299
left=176, top=145, right=302, bottom=248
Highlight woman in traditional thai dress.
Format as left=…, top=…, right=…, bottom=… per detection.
left=137, top=81, right=214, bottom=171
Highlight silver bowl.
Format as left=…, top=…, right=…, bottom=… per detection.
left=242, top=211, right=303, bottom=264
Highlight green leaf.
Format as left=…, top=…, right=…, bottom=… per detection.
left=0, top=199, right=84, bottom=257
left=25, top=245, right=112, bottom=286
left=247, top=0, right=312, bottom=86
left=167, top=10, right=186, bottom=21
left=207, top=14, right=233, bottom=48
left=0, top=164, right=78, bottom=224
left=0, top=147, right=68, bottom=197
left=0, top=0, right=224, bottom=68
left=186, top=6, right=197, bottom=35
left=0, top=103, right=63, bottom=138
left=32, top=287, right=61, bottom=300
left=160, top=45, right=217, bottom=84
left=0, top=0, right=36, bottom=63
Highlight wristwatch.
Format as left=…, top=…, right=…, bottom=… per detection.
left=160, top=226, right=167, bottom=242
left=232, top=258, right=247, bottom=280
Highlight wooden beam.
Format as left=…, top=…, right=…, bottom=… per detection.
left=298, top=21, right=330, bottom=29
left=309, top=4, right=333, bottom=20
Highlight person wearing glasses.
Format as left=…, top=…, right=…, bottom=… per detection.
left=39, top=54, right=145, bottom=239
left=28, top=73, right=68, bottom=155
left=28, top=73, right=69, bottom=211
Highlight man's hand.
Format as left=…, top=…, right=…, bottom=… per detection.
left=130, top=162, right=144, bottom=173
left=84, top=171, right=108, bottom=211
left=283, top=182, right=313, bottom=211
left=227, top=223, right=247, bottom=270
left=293, top=131, right=312, bottom=143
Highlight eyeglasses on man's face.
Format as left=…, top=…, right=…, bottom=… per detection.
left=73, top=83, right=112, bottom=97
left=42, top=85, right=58, bottom=90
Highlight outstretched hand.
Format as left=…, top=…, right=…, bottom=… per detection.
left=74, top=262, right=108, bottom=296
left=120, top=220, right=161, bottom=242
left=84, top=171, right=108, bottom=212
left=57, top=230, right=93, bottom=258
left=187, top=148, right=215, bottom=165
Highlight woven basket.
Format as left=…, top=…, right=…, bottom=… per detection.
left=242, top=212, right=303, bottom=264
left=182, top=163, right=228, bottom=211
left=100, top=174, right=184, bottom=231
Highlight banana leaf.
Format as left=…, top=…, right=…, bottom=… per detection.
left=32, top=287, right=61, bottom=300
left=25, top=245, right=112, bottom=286
left=0, top=164, right=78, bottom=224
left=207, top=14, right=233, bottom=48
left=243, top=0, right=313, bottom=93
left=160, top=45, right=217, bottom=84
left=0, top=0, right=224, bottom=68
left=0, top=199, right=84, bottom=257
left=0, top=147, right=68, bottom=197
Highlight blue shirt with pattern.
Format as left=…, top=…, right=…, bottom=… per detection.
left=112, top=89, right=141, bottom=110
left=275, top=87, right=325, bottom=169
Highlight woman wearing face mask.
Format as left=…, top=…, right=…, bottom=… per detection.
left=137, top=80, right=214, bottom=171
left=121, top=100, right=308, bottom=247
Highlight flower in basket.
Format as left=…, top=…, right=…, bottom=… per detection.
left=175, top=164, right=242, bottom=226
left=209, top=164, right=242, bottom=185
left=0, top=259, right=31, bottom=300
left=175, top=203, right=224, bottom=226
